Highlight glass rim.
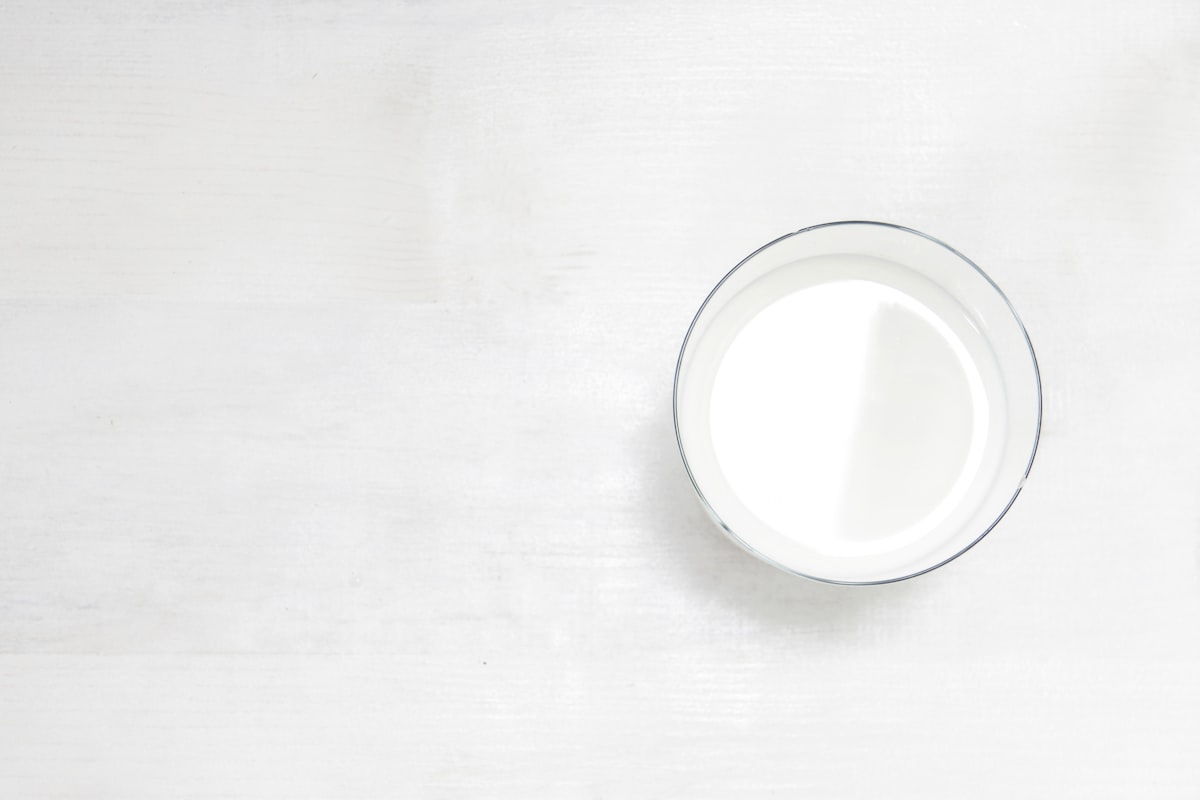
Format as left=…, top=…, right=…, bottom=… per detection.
left=672, top=220, right=1043, bottom=585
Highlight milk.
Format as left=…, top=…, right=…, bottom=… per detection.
left=674, top=245, right=1018, bottom=581
left=709, top=277, right=989, bottom=558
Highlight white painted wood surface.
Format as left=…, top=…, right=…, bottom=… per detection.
left=2, top=1, right=1199, bottom=796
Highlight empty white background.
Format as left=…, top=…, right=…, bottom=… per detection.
left=2, top=1, right=1199, bottom=796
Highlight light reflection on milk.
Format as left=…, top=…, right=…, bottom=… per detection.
left=709, top=280, right=989, bottom=558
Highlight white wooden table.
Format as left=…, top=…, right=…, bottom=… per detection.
left=3, top=1, right=1199, bottom=796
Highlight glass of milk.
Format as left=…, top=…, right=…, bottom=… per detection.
left=673, top=222, right=1041, bottom=583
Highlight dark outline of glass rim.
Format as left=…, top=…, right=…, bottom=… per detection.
left=671, top=220, right=1043, bottom=585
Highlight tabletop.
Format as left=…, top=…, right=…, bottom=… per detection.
left=2, top=1, right=1199, bottom=796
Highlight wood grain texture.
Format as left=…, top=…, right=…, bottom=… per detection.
left=2, top=0, right=1199, bottom=796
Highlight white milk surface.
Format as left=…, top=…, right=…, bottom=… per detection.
left=710, top=278, right=990, bottom=558
left=679, top=251, right=1010, bottom=576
